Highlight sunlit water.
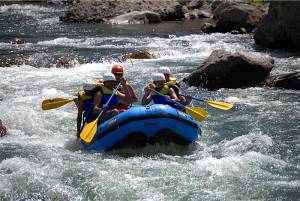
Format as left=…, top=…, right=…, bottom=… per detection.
left=0, top=3, right=299, bottom=201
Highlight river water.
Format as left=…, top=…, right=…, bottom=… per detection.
left=0, top=3, right=299, bottom=201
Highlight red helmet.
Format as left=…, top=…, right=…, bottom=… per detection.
left=111, top=65, right=124, bottom=74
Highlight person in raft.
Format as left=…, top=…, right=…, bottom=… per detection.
left=141, top=73, right=183, bottom=110
left=93, top=73, right=131, bottom=123
left=74, top=82, right=100, bottom=137
left=111, top=64, right=138, bottom=111
left=159, top=67, right=191, bottom=105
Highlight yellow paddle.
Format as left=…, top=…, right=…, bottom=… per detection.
left=80, top=83, right=121, bottom=143
left=179, top=94, right=233, bottom=110
left=150, top=89, right=208, bottom=122
left=42, top=98, right=74, bottom=110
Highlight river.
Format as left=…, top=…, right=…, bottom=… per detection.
left=0, top=3, right=299, bottom=201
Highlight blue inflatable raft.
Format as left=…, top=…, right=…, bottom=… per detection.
left=84, top=104, right=201, bottom=151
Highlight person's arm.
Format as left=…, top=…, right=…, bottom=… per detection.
left=169, top=88, right=180, bottom=102
left=75, top=98, right=83, bottom=137
left=118, top=78, right=131, bottom=105
left=126, top=82, right=138, bottom=103
left=141, top=84, right=154, bottom=105
left=93, top=91, right=103, bottom=114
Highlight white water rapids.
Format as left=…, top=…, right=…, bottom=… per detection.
left=0, top=3, right=299, bottom=201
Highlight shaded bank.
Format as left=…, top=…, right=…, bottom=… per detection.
left=254, top=1, right=300, bottom=50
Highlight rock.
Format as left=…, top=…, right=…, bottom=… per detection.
left=0, top=120, right=7, bottom=137
left=254, top=2, right=300, bottom=50
left=197, top=10, right=211, bottom=18
left=187, top=0, right=203, bottom=9
left=184, top=11, right=197, bottom=20
left=126, top=51, right=153, bottom=59
left=201, top=22, right=216, bottom=33
left=211, top=0, right=224, bottom=11
left=265, top=72, right=300, bottom=90
left=55, top=56, right=74, bottom=68
left=213, top=2, right=267, bottom=33
left=47, top=0, right=77, bottom=4
left=183, top=49, right=274, bottom=90
left=0, top=56, right=25, bottom=67
left=9, top=38, right=25, bottom=44
left=109, top=11, right=161, bottom=24
left=60, top=0, right=185, bottom=23
left=230, top=27, right=247, bottom=34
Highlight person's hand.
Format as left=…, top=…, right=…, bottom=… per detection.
left=119, top=77, right=126, bottom=86
left=144, top=83, right=155, bottom=94
left=148, top=83, right=155, bottom=89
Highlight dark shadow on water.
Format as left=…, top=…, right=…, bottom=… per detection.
left=64, top=138, right=86, bottom=152
left=66, top=139, right=198, bottom=158
left=101, top=143, right=198, bottom=158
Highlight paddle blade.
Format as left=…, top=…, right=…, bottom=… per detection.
left=185, top=107, right=208, bottom=122
left=42, top=98, right=73, bottom=110
left=80, top=119, right=98, bottom=143
left=205, top=100, right=233, bottom=110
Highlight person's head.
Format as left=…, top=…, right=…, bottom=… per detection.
left=103, top=73, right=117, bottom=89
left=83, top=83, right=96, bottom=95
left=152, top=73, right=166, bottom=89
left=111, top=64, right=124, bottom=81
left=159, top=67, right=171, bottom=81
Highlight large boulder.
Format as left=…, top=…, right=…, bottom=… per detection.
left=254, top=2, right=300, bottom=50
left=60, top=0, right=184, bottom=23
left=212, top=2, right=267, bottom=33
left=265, top=72, right=300, bottom=90
left=109, top=11, right=161, bottom=24
left=184, top=49, right=274, bottom=90
left=0, top=120, right=7, bottom=137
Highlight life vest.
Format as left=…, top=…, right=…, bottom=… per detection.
left=116, top=82, right=132, bottom=111
left=98, top=86, right=120, bottom=110
left=167, top=77, right=180, bottom=96
left=151, top=85, right=171, bottom=104
left=151, top=84, right=184, bottom=110
left=77, top=90, right=94, bottom=120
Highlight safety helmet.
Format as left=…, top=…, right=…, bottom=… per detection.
left=103, top=73, right=116, bottom=82
left=83, top=83, right=95, bottom=91
left=159, top=67, right=171, bottom=75
left=152, top=73, right=166, bottom=82
left=111, top=64, right=124, bottom=74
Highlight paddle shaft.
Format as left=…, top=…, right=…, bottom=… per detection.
left=179, top=94, right=204, bottom=102
left=94, top=83, right=121, bottom=121
left=150, top=88, right=186, bottom=108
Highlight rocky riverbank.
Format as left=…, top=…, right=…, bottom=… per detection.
left=1, top=0, right=299, bottom=90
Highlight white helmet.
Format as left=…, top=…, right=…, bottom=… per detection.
left=159, top=67, right=171, bottom=75
left=152, top=73, right=166, bottom=82
left=103, top=73, right=116, bottom=82
left=83, top=83, right=95, bottom=91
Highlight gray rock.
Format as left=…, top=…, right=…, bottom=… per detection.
left=265, top=72, right=300, bottom=90
left=213, top=2, right=267, bottom=33
left=201, top=22, right=216, bottom=33
left=60, top=0, right=184, bottom=23
left=254, top=2, right=300, bottom=50
left=187, top=0, right=203, bottom=9
left=0, top=120, right=7, bottom=137
left=109, top=11, right=161, bottom=24
left=184, top=49, right=274, bottom=90
left=0, top=57, right=26, bottom=67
